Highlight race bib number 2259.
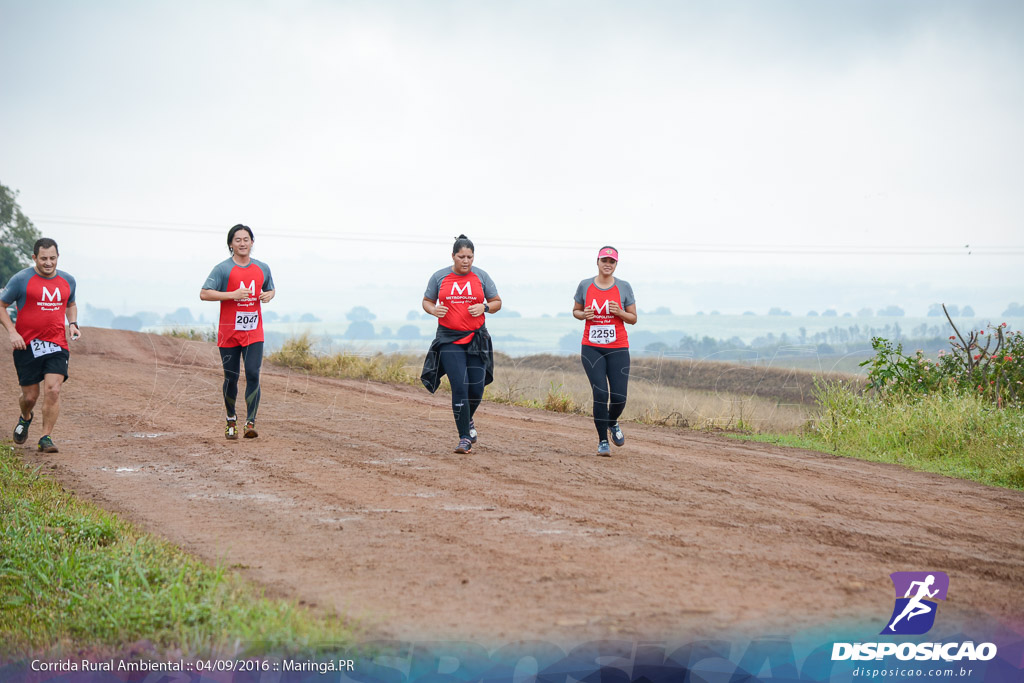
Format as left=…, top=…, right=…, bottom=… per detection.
left=588, top=325, right=617, bottom=345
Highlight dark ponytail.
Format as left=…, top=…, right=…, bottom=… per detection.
left=452, top=234, right=475, bottom=255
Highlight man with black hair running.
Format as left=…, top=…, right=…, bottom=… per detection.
left=0, top=237, right=79, bottom=453
left=200, top=224, right=275, bottom=439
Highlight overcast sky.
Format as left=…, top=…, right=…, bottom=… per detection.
left=2, top=0, right=1022, bottom=320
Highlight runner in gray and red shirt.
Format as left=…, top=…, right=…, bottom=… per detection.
left=573, top=246, right=637, bottom=456
left=0, top=238, right=80, bottom=453
left=420, top=235, right=501, bottom=454
left=200, top=224, right=275, bottom=440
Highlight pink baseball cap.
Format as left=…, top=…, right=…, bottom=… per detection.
left=597, top=247, right=619, bottom=261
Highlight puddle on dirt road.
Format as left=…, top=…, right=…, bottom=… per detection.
left=187, top=491, right=297, bottom=507
left=100, top=466, right=141, bottom=474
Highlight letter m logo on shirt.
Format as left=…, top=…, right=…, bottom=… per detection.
left=590, top=299, right=610, bottom=315
left=41, top=286, right=62, bottom=303
left=451, top=282, right=473, bottom=296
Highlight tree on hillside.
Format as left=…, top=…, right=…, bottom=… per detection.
left=346, top=306, right=376, bottom=321
left=0, top=182, right=43, bottom=283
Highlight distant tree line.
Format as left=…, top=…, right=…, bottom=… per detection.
left=559, top=322, right=965, bottom=360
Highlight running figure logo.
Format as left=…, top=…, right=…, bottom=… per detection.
left=881, top=571, right=949, bottom=635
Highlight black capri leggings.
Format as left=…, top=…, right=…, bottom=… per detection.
left=439, top=342, right=486, bottom=438
left=580, top=345, right=630, bottom=442
left=219, top=342, right=264, bottom=422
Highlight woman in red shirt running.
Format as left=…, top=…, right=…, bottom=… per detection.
left=420, top=235, right=502, bottom=454
left=572, top=246, right=637, bottom=456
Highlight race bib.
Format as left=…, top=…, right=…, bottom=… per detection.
left=588, top=325, right=617, bottom=345
left=234, top=311, right=260, bottom=331
left=30, top=339, right=62, bottom=358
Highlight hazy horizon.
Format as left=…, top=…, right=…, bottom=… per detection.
left=3, top=1, right=1022, bottom=321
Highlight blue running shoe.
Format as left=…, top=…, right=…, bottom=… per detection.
left=468, top=419, right=478, bottom=443
left=38, top=435, right=58, bottom=453
left=596, top=440, right=611, bottom=456
left=455, top=437, right=473, bottom=454
left=610, top=422, right=625, bottom=447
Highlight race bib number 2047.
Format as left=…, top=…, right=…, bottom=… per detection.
left=30, top=339, right=62, bottom=358
left=235, top=311, right=259, bottom=331
left=588, top=325, right=617, bottom=345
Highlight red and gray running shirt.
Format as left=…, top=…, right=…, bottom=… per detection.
left=202, top=258, right=275, bottom=348
left=424, top=266, right=498, bottom=344
left=574, top=277, right=635, bottom=349
left=1, top=267, right=77, bottom=352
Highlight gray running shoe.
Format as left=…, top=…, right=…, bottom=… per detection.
left=610, top=422, right=625, bottom=447
left=596, top=440, right=611, bottom=456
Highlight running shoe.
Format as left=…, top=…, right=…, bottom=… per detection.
left=37, top=435, right=58, bottom=453
left=610, top=422, right=625, bottom=447
left=13, top=412, right=32, bottom=445
left=596, top=440, right=611, bottom=456
left=225, top=418, right=238, bottom=440
left=454, top=437, right=473, bottom=454
left=468, top=419, right=478, bottom=443
left=243, top=420, right=258, bottom=439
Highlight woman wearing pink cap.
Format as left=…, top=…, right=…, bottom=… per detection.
left=572, top=246, right=637, bottom=456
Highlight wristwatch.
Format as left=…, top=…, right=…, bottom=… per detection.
left=69, top=322, right=80, bottom=328
left=483, top=302, right=490, bottom=313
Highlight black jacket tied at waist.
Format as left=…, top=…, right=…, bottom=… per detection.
left=420, top=324, right=495, bottom=394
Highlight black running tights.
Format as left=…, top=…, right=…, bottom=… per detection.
left=219, top=342, right=264, bottom=422
left=580, top=345, right=630, bottom=442
left=439, top=342, right=486, bottom=439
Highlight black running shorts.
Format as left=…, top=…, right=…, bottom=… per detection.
left=12, top=347, right=70, bottom=386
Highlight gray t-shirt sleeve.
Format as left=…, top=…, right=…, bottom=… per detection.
left=573, top=279, right=590, bottom=306
left=476, top=268, right=499, bottom=299
left=259, top=261, right=274, bottom=291
left=423, top=269, right=444, bottom=300
left=62, top=272, right=77, bottom=304
left=0, top=269, right=31, bottom=308
left=202, top=261, right=229, bottom=291
left=619, top=280, right=635, bottom=308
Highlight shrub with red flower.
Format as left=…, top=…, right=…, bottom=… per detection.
left=862, top=304, right=1024, bottom=407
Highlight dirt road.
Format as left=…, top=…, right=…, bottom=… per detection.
left=7, top=329, right=1023, bottom=646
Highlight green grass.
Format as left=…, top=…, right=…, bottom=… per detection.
left=0, top=446, right=357, bottom=659
left=728, top=382, right=1024, bottom=490
left=161, top=326, right=217, bottom=343
left=266, top=333, right=421, bottom=385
